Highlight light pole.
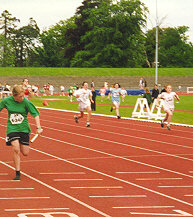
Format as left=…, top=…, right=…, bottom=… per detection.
left=155, top=0, right=159, bottom=84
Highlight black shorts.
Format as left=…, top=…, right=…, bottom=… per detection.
left=6, top=132, right=30, bottom=146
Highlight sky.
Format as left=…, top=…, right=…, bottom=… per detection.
left=1, top=0, right=193, bottom=42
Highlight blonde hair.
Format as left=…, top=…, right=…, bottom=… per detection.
left=12, top=85, right=24, bottom=96
left=144, top=87, right=150, bottom=93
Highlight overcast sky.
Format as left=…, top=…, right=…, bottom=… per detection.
left=1, top=0, right=193, bottom=42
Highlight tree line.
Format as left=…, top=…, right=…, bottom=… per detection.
left=0, top=0, right=193, bottom=68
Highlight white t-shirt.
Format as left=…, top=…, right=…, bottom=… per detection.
left=74, top=88, right=92, bottom=104
left=158, top=92, right=177, bottom=110
left=121, top=89, right=127, bottom=95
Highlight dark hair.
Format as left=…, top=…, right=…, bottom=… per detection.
left=82, top=81, right=88, bottom=87
left=114, top=83, right=121, bottom=88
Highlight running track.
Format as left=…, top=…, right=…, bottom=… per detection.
left=0, top=107, right=193, bottom=217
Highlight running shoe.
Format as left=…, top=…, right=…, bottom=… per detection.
left=86, top=122, right=90, bottom=127
left=161, top=120, right=164, bottom=128
left=110, top=107, right=113, bottom=112
left=74, top=115, right=79, bottom=123
left=117, top=116, right=121, bottom=119
left=167, top=125, right=171, bottom=130
left=13, top=175, right=20, bottom=180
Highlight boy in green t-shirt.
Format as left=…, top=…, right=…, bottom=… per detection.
left=0, top=85, right=43, bottom=180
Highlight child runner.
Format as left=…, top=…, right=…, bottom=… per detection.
left=0, top=85, right=43, bottom=180
left=73, top=82, right=93, bottom=127
left=110, top=83, right=122, bottom=119
left=121, top=87, right=127, bottom=102
left=156, top=84, right=180, bottom=130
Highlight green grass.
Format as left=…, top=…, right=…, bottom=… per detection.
left=30, top=94, right=193, bottom=125
left=0, top=67, right=193, bottom=76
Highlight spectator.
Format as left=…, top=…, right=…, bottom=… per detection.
left=151, top=84, right=159, bottom=102
left=49, top=84, right=54, bottom=96
left=91, top=80, right=95, bottom=88
left=139, top=77, right=144, bottom=89
left=143, top=87, right=152, bottom=109
left=91, top=86, right=97, bottom=111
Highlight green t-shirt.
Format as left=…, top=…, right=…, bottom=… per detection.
left=0, top=96, right=40, bottom=135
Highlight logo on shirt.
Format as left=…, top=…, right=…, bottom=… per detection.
left=10, top=114, right=24, bottom=125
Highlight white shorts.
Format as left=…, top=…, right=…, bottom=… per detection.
left=163, top=106, right=174, bottom=113
left=79, top=101, right=91, bottom=111
left=112, top=101, right=120, bottom=107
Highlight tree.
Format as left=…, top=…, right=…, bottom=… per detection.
left=65, top=0, right=101, bottom=65
left=0, top=10, right=20, bottom=66
left=145, top=26, right=193, bottom=67
left=12, top=18, right=40, bottom=67
left=71, top=0, right=147, bottom=67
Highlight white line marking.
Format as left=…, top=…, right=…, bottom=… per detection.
left=0, top=188, right=34, bottom=190
left=29, top=121, right=193, bottom=163
left=25, top=147, right=193, bottom=208
left=54, top=179, right=103, bottom=181
left=136, top=178, right=182, bottom=180
left=116, top=171, right=160, bottom=174
left=189, top=171, right=193, bottom=173
left=5, top=208, right=70, bottom=212
left=113, top=206, right=175, bottom=209
left=27, top=135, right=193, bottom=180
left=37, top=106, right=193, bottom=128
left=185, top=195, right=193, bottom=197
left=158, top=186, right=193, bottom=188
left=0, top=160, right=111, bottom=217
left=174, top=210, right=193, bottom=216
left=70, top=186, right=123, bottom=189
left=89, top=195, right=147, bottom=198
left=0, top=173, right=8, bottom=175
left=0, top=197, right=50, bottom=200
left=0, top=180, right=20, bottom=182
left=40, top=172, right=85, bottom=175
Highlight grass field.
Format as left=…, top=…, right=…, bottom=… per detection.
left=1, top=67, right=193, bottom=76
left=30, top=94, right=193, bottom=125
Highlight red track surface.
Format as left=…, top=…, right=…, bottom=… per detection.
left=0, top=108, right=193, bottom=217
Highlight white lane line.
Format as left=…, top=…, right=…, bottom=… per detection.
left=159, top=186, right=193, bottom=188
left=36, top=107, right=193, bottom=134
left=26, top=147, right=193, bottom=208
left=31, top=114, right=193, bottom=153
left=5, top=208, right=69, bottom=212
left=40, top=172, right=85, bottom=175
left=116, top=171, right=160, bottom=174
left=136, top=178, right=182, bottom=180
left=1, top=127, right=193, bottom=181
left=0, top=160, right=111, bottom=217
left=27, top=134, right=193, bottom=180
left=70, top=186, right=123, bottom=189
left=185, top=195, right=193, bottom=197
left=0, top=188, right=34, bottom=190
left=113, top=206, right=175, bottom=209
left=0, top=197, right=50, bottom=200
left=0, top=180, right=20, bottom=182
left=21, top=118, right=193, bottom=163
left=189, top=171, right=193, bottom=173
left=89, top=195, right=147, bottom=198
left=174, top=210, right=193, bottom=216
left=1, top=136, right=193, bottom=209
left=54, top=179, right=103, bottom=181
left=0, top=173, right=8, bottom=175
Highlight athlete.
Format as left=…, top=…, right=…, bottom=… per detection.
left=156, top=84, right=180, bottom=130
left=109, top=83, right=122, bottom=119
left=0, top=85, right=43, bottom=180
left=73, top=82, right=93, bottom=127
